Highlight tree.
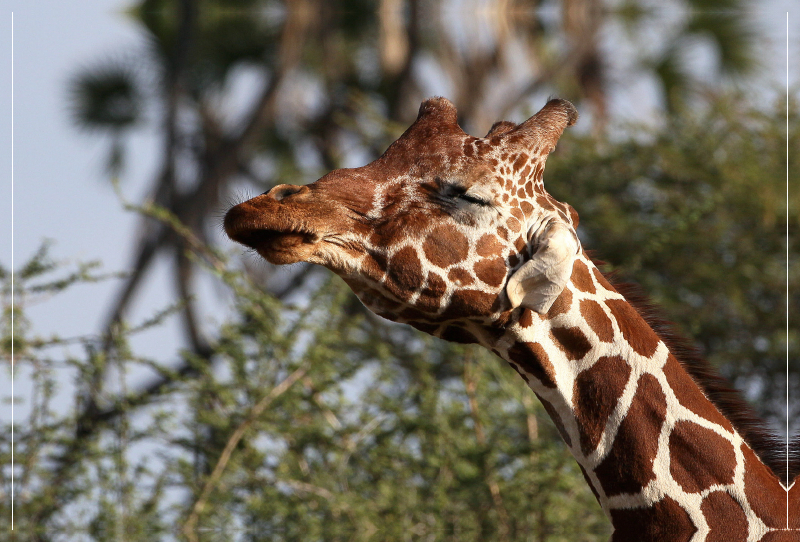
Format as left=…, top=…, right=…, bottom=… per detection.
left=3, top=0, right=791, bottom=539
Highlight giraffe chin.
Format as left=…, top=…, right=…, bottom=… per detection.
left=253, top=233, right=319, bottom=265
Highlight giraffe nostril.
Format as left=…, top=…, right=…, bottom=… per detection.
left=265, top=184, right=307, bottom=202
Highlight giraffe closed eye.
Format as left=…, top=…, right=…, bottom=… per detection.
left=433, top=175, right=493, bottom=206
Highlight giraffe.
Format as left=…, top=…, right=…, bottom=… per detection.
left=224, top=97, right=800, bottom=541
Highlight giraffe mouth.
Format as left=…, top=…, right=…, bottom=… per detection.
left=224, top=200, right=322, bottom=264
left=230, top=226, right=321, bottom=264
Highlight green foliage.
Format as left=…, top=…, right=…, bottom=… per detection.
left=2, top=239, right=609, bottom=540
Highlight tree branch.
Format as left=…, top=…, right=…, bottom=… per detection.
left=182, top=365, right=308, bottom=540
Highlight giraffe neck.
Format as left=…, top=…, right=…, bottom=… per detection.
left=482, top=253, right=789, bottom=540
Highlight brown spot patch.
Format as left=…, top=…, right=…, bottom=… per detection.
left=474, top=257, right=506, bottom=287
left=416, top=271, right=447, bottom=312
left=362, top=249, right=388, bottom=279
left=662, top=355, right=733, bottom=431
left=518, top=308, right=533, bottom=328
left=605, top=299, right=661, bottom=357
left=384, top=246, right=423, bottom=301
left=573, top=356, right=631, bottom=455
left=521, top=201, right=533, bottom=215
left=669, top=421, right=736, bottom=493
left=571, top=260, right=596, bottom=293
left=399, top=305, right=434, bottom=322
left=550, top=326, right=592, bottom=361
left=547, top=287, right=573, bottom=317
left=580, top=299, right=614, bottom=342
left=512, top=153, right=528, bottom=173
left=507, top=342, right=557, bottom=388
left=496, top=227, right=509, bottom=240
left=536, top=195, right=555, bottom=212
left=595, top=373, right=666, bottom=497
left=791, top=483, right=800, bottom=528
left=447, top=267, right=473, bottom=286
left=441, top=289, right=497, bottom=319
left=476, top=234, right=503, bottom=258
left=610, top=496, right=696, bottom=542
left=506, top=217, right=521, bottom=233
left=701, top=491, right=748, bottom=542
left=742, top=444, right=788, bottom=528
left=423, top=224, right=469, bottom=268
left=592, top=266, right=616, bottom=292
left=514, top=235, right=526, bottom=253
left=422, top=271, right=447, bottom=300
left=760, top=533, right=800, bottom=542
left=536, top=393, right=572, bottom=447
left=440, top=325, right=477, bottom=344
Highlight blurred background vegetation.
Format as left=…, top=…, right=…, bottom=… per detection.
left=1, top=0, right=797, bottom=540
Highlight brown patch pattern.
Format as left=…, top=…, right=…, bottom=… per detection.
left=507, top=342, right=557, bottom=388
left=605, top=299, right=661, bottom=357
left=579, top=299, right=614, bottom=342
left=591, top=266, right=616, bottom=291
left=385, top=246, right=423, bottom=301
left=662, top=355, right=733, bottom=431
left=416, top=271, right=446, bottom=312
left=473, top=256, right=506, bottom=287
left=573, top=356, right=631, bottom=455
left=610, top=496, right=696, bottom=542
left=518, top=308, right=533, bottom=328
left=595, top=374, right=666, bottom=496
left=476, top=233, right=503, bottom=257
left=742, top=444, right=788, bottom=528
left=571, top=259, right=596, bottom=293
left=440, top=289, right=497, bottom=319
left=546, top=286, right=573, bottom=317
left=447, top=267, right=473, bottom=287
left=550, top=326, right=592, bottom=361
left=668, top=421, right=736, bottom=493
left=423, top=224, right=468, bottom=268
left=701, top=491, right=748, bottom=542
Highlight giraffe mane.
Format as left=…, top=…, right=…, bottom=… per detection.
left=590, top=254, right=799, bottom=486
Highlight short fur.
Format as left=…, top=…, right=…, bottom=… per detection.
left=593, top=254, right=798, bottom=486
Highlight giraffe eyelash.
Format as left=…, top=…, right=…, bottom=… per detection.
left=435, top=177, right=492, bottom=208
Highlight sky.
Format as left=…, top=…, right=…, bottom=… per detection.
left=0, top=0, right=798, bottom=456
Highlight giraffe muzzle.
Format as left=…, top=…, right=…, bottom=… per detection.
left=224, top=192, right=324, bottom=265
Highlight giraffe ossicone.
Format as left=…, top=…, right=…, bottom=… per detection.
left=225, top=97, right=799, bottom=541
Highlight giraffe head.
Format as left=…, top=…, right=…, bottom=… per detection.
left=225, top=97, right=580, bottom=344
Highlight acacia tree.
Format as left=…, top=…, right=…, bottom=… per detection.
left=3, top=0, right=791, bottom=540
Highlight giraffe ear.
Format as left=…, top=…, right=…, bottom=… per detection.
left=485, top=120, right=517, bottom=137
left=506, top=222, right=580, bottom=314
left=514, top=98, right=578, bottom=154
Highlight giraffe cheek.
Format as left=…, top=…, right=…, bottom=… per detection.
left=423, top=225, right=469, bottom=268
left=473, top=256, right=507, bottom=288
